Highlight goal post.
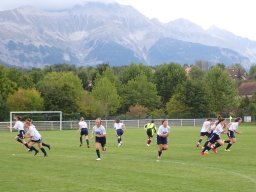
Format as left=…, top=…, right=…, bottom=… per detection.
left=10, top=111, right=63, bottom=132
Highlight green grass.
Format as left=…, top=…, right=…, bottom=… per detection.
left=0, top=125, right=256, bottom=192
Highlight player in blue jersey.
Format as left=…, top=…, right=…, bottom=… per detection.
left=78, top=117, right=89, bottom=148
left=91, top=118, right=106, bottom=160
left=157, top=119, right=170, bottom=160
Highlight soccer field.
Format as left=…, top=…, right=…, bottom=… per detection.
left=0, top=125, right=255, bottom=192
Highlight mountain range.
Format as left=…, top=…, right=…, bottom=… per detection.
left=0, top=1, right=255, bottom=70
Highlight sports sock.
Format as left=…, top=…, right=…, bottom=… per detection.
left=214, top=143, right=221, bottom=149
left=203, top=141, right=209, bottom=147
left=96, top=149, right=100, bottom=158
left=42, top=143, right=50, bottom=150
left=41, top=147, right=47, bottom=156
left=224, top=140, right=230, bottom=143
left=80, top=136, right=82, bottom=144
left=198, top=139, right=202, bottom=144
left=17, top=138, right=22, bottom=143
left=226, top=143, right=232, bottom=150
left=118, top=138, right=121, bottom=144
left=158, top=150, right=162, bottom=157
left=24, top=143, right=30, bottom=149
left=86, top=139, right=89, bottom=146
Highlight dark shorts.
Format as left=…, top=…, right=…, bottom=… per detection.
left=200, top=132, right=209, bottom=137
left=116, top=129, right=123, bottom=136
left=208, top=133, right=220, bottom=144
left=227, top=130, right=235, bottom=138
left=95, top=136, right=106, bottom=147
left=80, top=128, right=88, bottom=136
left=147, top=129, right=153, bottom=137
left=157, top=135, right=168, bottom=145
left=31, top=138, right=42, bottom=143
left=17, top=130, right=25, bottom=139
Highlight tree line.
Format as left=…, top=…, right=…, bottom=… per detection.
left=0, top=63, right=256, bottom=121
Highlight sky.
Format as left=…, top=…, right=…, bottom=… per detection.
left=0, top=0, right=255, bottom=40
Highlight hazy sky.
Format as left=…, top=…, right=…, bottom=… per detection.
left=0, top=0, right=255, bottom=40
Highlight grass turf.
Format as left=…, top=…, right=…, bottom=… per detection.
left=0, top=125, right=255, bottom=192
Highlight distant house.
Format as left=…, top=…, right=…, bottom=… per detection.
left=239, top=82, right=256, bottom=98
left=227, top=68, right=247, bottom=81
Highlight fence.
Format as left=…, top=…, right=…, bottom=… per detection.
left=0, top=119, right=209, bottom=132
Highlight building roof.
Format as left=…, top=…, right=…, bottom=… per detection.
left=239, top=82, right=256, bottom=96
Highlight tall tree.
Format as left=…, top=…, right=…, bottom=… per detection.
left=37, top=72, right=84, bottom=113
left=154, top=63, right=187, bottom=104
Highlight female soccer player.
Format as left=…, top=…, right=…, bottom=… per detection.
left=91, top=118, right=106, bottom=160
left=201, top=117, right=226, bottom=155
left=157, top=119, right=170, bottom=160
left=78, top=117, right=89, bottom=148
left=196, top=118, right=212, bottom=148
left=224, top=117, right=242, bottom=151
left=114, top=119, right=126, bottom=147
left=24, top=118, right=50, bottom=157
left=144, top=120, right=157, bottom=146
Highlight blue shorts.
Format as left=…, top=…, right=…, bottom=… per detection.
left=95, top=136, right=106, bottom=147
left=80, top=128, right=88, bottom=136
left=17, top=130, right=25, bottom=139
left=200, top=132, right=209, bottom=137
left=31, top=138, right=42, bottom=143
left=227, top=130, right=235, bottom=138
left=208, top=133, right=220, bottom=144
left=116, top=129, right=123, bottom=136
left=157, top=135, right=168, bottom=145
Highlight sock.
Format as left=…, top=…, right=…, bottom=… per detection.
left=158, top=150, right=162, bottom=157
left=41, top=147, right=47, bottom=156
left=214, top=143, right=221, bottom=149
left=224, top=140, right=230, bottom=143
left=204, top=141, right=209, bottom=148
left=42, top=143, right=50, bottom=150
left=198, top=139, right=202, bottom=144
left=17, top=138, right=22, bottom=143
left=86, top=139, right=89, bottom=146
left=24, top=143, right=30, bottom=149
left=96, top=149, right=100, bottom=158
left=203, top=146, right=211, bottom=152
left=80, top=136, right=82, bottom=144
left=226, top=143, right=232, bottom=150
left=30, top=146, right=37, bottom=152
left=118, top=138, right=121, bottom=144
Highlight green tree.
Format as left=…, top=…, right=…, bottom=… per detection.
left=154, top=63, right=187, bottom=104
left=121, top=74, right=160, bottom=111
left=249, top=65, right=256, bottom=79
left=37, top=72, right=84, bottom=113
left=0, top=65, right=17, bottom=100
left=91, top=76, right=121, bottom=117
left=7, top=88, right=44, bottom=111
left=204, top=66, right=239, bottom=115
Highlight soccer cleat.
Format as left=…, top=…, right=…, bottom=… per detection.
left=204, top=150, right=209, bottom=154
left=196, top=144, right=200, bottom=148
left=44, top=153, right=48, bottom=157
left=212, top=147, right=218, bottom=154
left=34, top=150, right=39, bottom=156
left=147, top=144, right=150, bottom=147
left=47, top=145, right=51, bottom=150
left=79, top=144, right=82, bottom=147
left=87, top=145, right=90, bottom=148
left=96, top=158, right=101, bottom=161
left=225, top=149, right=231, bottom=152
left=200, top=151, right=205, bottom=156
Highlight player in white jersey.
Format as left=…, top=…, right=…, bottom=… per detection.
left=114, top=119, right=126, bottom=147
left=91, top=118, right=106, bottom=160
left=24, top=118, right=50, bottom=157
left=201, top=117, right=226, bottom=156
left=224, top=117, right=242, bottom=151
left=8, top=115, right=32, bottom=151
left=156, top=119, right=170, bottom=160
left=196, top=119, right=212, bottom=148
left=78, top=117, right=89, bottom=148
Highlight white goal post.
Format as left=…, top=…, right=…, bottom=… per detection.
left=10, top=111, right=63, bottom=132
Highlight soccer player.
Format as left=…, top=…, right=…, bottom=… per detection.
left=196, top=118, right=212, bottom=148
left=24, top=118, right=50, bottom=157
left=8, top=115, right=33, bottom=151
left=78, top=117, right=89, bottom=148
left=91, top=118, right=106, bottom=161
left=144, top=120, right=157, bottom=146
left=201, top=117, right=226, bottom=155
left=224, top=117, right=242, bottom=151
left=114, top=119, right=126, bottom=147
left=157, top=119, right=170, bottom=160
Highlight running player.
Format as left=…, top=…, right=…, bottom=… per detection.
left=114, top=119, right=126, bottom=147
left=224, top=117, right=242, bottom=151
left=91, top=118, right=106, bottom=161
left=144, top=120, right=157, bottom=146
left=196, top=118, right=212, bottom=148
left=78, top=117, right=89, bottom=148
left=157, top=119, right=170, bottom=161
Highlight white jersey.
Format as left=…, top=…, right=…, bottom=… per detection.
left=27, top=125, right=41, bottom=140
left=213, top=123, right=224, bottom=136
left=157, top=125, right=170, bottom=135
left=200, top=121, right=211, bottom=132
left=13, top=121, right=24, bottom=131
left=92, top=125, right=106, bottom=136
left=114, top=122, right=124, bottom=130
left=79, top=121, right=88, bottom=129
left=229, top=122, right=239, bottom=131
